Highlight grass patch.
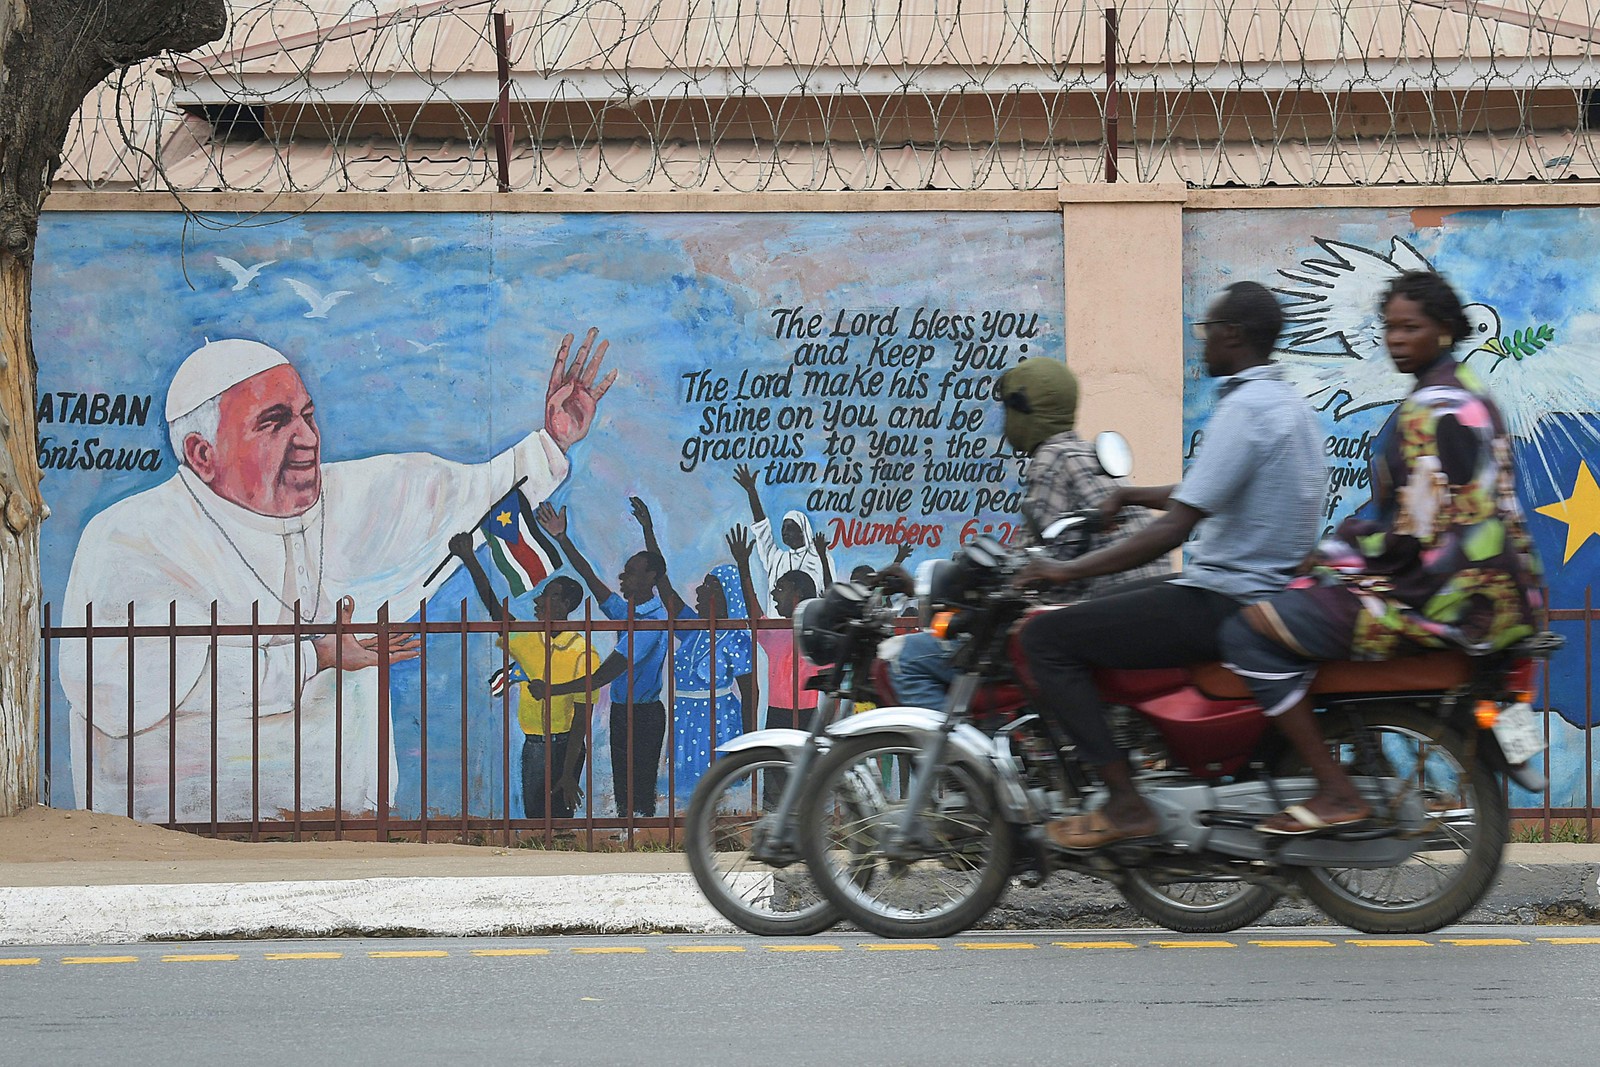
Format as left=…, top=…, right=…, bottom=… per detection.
left=1511, top=819, right=1595, bottom=844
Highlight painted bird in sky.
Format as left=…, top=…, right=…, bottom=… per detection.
left=1271, top=235, right=1600, bottom=451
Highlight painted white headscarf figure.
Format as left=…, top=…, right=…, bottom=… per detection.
left=731, top=463, right=833, bottom=613
left=59, top=331, right=615, bottom=823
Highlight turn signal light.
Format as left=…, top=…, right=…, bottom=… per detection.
left=1474, top=701, right=1501, bottom=729
left=930, top=611, right=957, bottom=639
left=1514, top=691, right=1535, bottom=705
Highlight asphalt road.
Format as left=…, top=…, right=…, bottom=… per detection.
left=5, top=927, right=1599, bottom=1066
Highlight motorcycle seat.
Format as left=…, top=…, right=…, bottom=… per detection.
left=1189, top=652, right=1474, bottom=701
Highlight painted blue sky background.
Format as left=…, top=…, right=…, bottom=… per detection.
left=1184, top=207, right=1600, bottom=801
left=32, top=209, right=1064, bottom=816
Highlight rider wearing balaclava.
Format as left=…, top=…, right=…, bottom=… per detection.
left=998, top=356, right=1080, bottom=456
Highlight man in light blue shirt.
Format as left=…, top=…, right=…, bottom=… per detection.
left=1014, top=281, right=1327, bottom=849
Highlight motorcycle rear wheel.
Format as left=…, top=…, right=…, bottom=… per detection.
left=800, top=733, right=1013, bottom=939
left=685, top=747, right=840, bottom=937
left=1119, top=873, right=1281, bottom=934
left=1284, top=703, right=1508, bottom=934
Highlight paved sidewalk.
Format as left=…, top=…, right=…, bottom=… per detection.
left=3, top=841, right=1597, bottom=946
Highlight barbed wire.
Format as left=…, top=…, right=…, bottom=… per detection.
left=54, top=1, right=1600, bottom=193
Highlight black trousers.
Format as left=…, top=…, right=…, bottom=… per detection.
left=521, top=732, right=584, bottom=820
left=610, top=699, right=666, bottom=817
left=1016, top=575, right=1243, bottom=766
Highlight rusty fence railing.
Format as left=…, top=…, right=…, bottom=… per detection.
left=38, top=601, right=851, bottom=850
left=1520, top=589, right=1597, bottom=843
left=37, top=590, right=1598, bottom=848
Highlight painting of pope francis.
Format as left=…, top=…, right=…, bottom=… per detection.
left=57, top=330, right=616, bottom=823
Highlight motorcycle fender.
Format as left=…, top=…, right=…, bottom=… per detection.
left=826, top=706, right=951, bottom=739
left=826, top=708, right=1012, bottom=814
left=714, top=728, right=820, bottom=759
left=827, top=708, right=996, bottom=763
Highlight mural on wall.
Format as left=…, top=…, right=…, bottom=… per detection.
left=33, top=210, right=1062, bottom=824
left=1184, top=207, right=1600, bottom=805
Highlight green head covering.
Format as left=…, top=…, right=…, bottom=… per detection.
left=997, top=358, right=1079, bottom=455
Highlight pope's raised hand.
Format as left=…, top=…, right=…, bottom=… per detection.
left=545, top=327, right=618, bottom=452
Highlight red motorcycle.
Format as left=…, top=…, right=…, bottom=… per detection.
left=795, top=529, right=1556, bottom=939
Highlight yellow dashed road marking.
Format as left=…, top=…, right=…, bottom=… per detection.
left=957, top=942, right=1036, bottom=950
left=471, top=949, right=551, bottom=957
left=1348, top=939, right=1431, bottom=948
left=862, top=943, right=940, bottom=951
left=571, top=947, right=647, bottom=955
left=1153, top=941, right=1236, bottom=949
left=162, top=954, right=239, bottom=963
left=1441, top=939, right=1527, bottom=947
left=1054, top=941, right=1138, bottom=950
left=1250, top=940, right=1336, bottom=948
left=266, top=952, right=342, bottom=960
left=768, top=945, right=843, bottom=952
left=0, top=958, right=41, bottom=966
left=369, top=950, right=449, bottom=959
left=670, top=946, right=746, bottom=954
left=1538, top=937, right=1600, bottom=945
left=62, top=956, right=138, bottom=965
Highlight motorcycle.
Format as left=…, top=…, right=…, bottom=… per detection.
left=794, top=505, right=1558, bottom=940
left=683, top=581, right=901, bottom=935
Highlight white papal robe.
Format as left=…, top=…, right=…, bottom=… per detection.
left=58, top=431, right=569, bottom=823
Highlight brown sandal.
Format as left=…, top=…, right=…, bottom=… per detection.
left=1045, top=809, right=1160, bottom=851
left=1257, top=803, right=1371, bottom=837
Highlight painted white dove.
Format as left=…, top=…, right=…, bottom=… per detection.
left=285, top=278, right=354, bottom=319
left=215, top=255, right=276, bottom=291
left=1272, top=236, right=1500, bottom=421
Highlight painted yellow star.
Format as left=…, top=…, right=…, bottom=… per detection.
left=1535, top=460, right=1600, bottom=563
left=495, top=510, right=512, bottom=527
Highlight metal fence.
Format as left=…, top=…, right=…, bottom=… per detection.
left=40, top=603, right=850, bottom=850
left=38, top=590, right=1598, bottom=847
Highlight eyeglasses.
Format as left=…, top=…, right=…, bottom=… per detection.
left=1190, top=320, right=1227, bottom=340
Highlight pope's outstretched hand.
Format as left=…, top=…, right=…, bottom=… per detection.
left=313, top=596, right=423, bottom=672
left=545, top=327, right=618, bottom=452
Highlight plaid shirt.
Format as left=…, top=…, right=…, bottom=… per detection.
left=1014, top=430, right=1172, bottom=598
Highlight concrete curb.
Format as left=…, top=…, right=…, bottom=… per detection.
left=0, top=875, right=735, bottom=945
left=3, top=863, right=1595, bottom=946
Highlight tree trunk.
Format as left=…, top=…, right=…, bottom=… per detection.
left=0, top=0, right=226, bottom=816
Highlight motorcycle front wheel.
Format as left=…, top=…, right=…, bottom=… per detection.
left=1285, top=703, right=1508, bottom=934
left=799, top=733, right=1013, bottom=939
left=685, top=747, right=840, bottom=937
left=1119, top=872, right=1281, bottom=934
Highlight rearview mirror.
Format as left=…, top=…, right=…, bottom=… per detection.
left=1093, top=430, right=1133, bottom=479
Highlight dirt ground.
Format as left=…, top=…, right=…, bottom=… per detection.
left=0, top=805, right=583, bottom=863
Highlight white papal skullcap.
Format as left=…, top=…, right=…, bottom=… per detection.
left=165, top=339, right=292, bottom=422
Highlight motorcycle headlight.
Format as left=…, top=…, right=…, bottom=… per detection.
left=794, top=581, right=868, bottom=666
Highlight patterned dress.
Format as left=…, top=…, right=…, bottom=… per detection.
left=671, top=565, right=754, bottom=796
left=1271, top=356, right=1544, bottom=659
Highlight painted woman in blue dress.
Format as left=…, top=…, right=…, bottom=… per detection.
left=672, top=563, right=755, bottom=797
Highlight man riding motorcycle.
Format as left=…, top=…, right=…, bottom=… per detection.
left=1014, top=280, right=1336, bottom=850
left=889, top=357, right=1168, bottom=709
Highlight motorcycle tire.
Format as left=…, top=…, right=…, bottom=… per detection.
left=685, top=747, right=840, bottom=937
left=1282, top=703, right=1508, bottom=934
left=799, top=732, right=1013, bottom=940
left=1118, top=873, right=1281, bottom=934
